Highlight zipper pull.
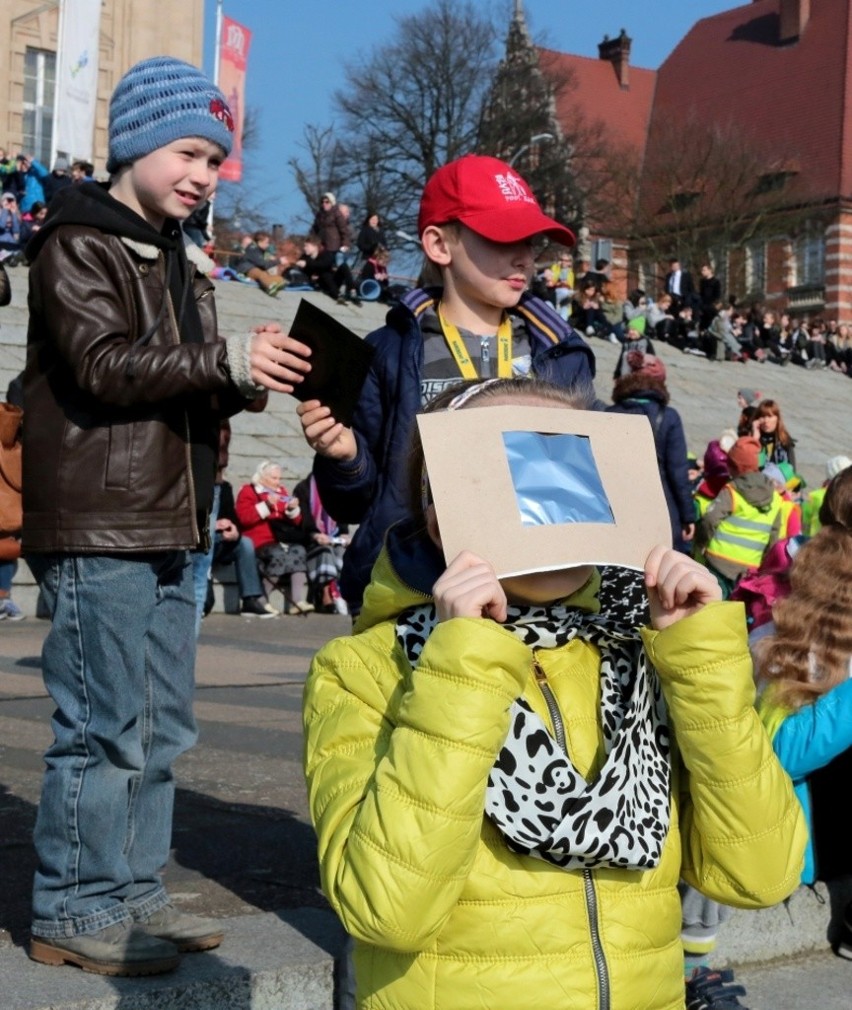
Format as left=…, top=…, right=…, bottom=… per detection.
left=533, top=656, right=547, bottom=684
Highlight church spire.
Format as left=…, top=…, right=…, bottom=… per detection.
left=508, top=0, right=533, bottom=51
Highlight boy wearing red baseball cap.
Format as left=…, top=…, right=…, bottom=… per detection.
left=297, top=154, right=595, bottom=612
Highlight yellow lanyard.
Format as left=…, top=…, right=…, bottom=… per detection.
left=437, top=304, right=514, bottom=379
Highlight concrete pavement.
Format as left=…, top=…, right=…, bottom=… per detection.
left=0, top=611, right=350, bottom=1009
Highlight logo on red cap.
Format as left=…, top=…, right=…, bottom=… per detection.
left=494, top=172, right=536, bottom=205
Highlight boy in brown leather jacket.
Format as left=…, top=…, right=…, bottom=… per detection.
left=22, top=56, right=303, bottom=977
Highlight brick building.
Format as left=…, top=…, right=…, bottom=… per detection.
left=497, top=0, right=851, bottom=319
left=1, top=0, right=204, bottom=172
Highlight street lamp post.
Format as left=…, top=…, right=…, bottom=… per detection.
left=509, top=133, right=555, bottom=168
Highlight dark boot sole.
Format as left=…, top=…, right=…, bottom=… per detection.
left=29, top=938, right=180, bottom=976
left=173, top=931, right=225, bottom=953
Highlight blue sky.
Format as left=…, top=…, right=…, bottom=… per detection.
left=203, top=0, right=734, bottom=230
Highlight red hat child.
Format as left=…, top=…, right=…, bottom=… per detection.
left=627, top=352, right=667, bottom=382
left=727, top=436, right=761, bottom=475
left=417, top=155, right=576, bottom=247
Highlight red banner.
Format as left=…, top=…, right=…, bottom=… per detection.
left=218, top=15, right=251, bottom=182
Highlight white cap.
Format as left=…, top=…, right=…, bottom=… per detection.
left=826, top=455, right=852, bottom=480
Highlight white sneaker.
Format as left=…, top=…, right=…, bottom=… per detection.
left=0, top=599, right=25, bottom=621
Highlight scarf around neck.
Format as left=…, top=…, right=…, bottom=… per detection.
left=396, top=599, right=671, bottom=872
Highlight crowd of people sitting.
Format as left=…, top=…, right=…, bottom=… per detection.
left=0, top=149, right=93, bottom=265
left=216, top=197, right=402, bottom=307
left=535, top=255, right=852, bottom=378
left=199, top=456, right=350, bottom=622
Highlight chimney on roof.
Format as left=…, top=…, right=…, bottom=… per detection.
left=779, top=0, right=810, bottom=42
left=598, top=28, right=631, bottom=89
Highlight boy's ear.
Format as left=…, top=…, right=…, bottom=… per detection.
left=421, top=225, right=454, bottom=267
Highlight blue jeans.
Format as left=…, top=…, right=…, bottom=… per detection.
left=0, top=559, right=15, bottom=592
left=214, top=534, right=263, bottom=598
left=28, top=551, right=198, bottom=938
left=191, top=484, right=220, bottom=635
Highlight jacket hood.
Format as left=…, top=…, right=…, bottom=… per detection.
left=732, top=471, right=777, bottom=509
left=354, top=518, right=602, bottom=634
left=26, top=181, right=181, bottom=261
left=354, top=520, right=441, bottom=633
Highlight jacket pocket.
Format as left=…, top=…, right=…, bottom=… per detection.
left=104, top=419, right=133, bottom=489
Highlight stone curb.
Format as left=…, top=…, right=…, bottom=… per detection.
left=1, top=908, right=345, bottom=1010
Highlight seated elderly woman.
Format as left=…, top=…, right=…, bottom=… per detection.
left=234, top=460, right=314, bottom=615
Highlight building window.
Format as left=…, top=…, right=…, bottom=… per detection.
left=637, top=260, right=658, bottom=295
left=745, top=241, right=766, bottom=294
left=592, top=238, right=613, bottom=266
left=662, top=190, right=700, bottom=213
left=708, top=247, right=728, bottom=299
left=795, top=228, right=825, bottom=286
left=22, top=48, right=56, bottom=166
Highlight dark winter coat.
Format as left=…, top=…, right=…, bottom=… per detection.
left=606, top=373, right=695, bottom=551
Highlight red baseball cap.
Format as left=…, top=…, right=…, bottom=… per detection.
left=417, top=154, right=576, bottom=247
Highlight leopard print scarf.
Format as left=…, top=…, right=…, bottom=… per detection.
left=396, top=601, right=671, bottom=872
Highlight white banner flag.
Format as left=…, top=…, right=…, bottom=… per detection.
left=53, top=0, right=102, bottom=162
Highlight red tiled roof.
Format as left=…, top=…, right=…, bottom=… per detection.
left=536, top=47, right=657, bottom=163
left=651, top=0, right=852, bottom=201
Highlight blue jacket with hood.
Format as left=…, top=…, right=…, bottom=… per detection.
left=313, top=286, right=597, bottom=608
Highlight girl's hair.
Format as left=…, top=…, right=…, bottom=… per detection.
left=737, top=405, right=758, bottom=436
left=611, top=371, right=669, bottom=405
left=251, top=459, right=281, bottom=486
left=755, top=467, right=852, bottom=708
left=754, top=398, right=792, bottom=447
left=406, top=377, right=596, bottom=517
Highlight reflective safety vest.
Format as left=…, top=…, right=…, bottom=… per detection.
left=704, top=485, right=782, bottom=571
left=802, top=486, right=826, bottom=537
left=694, top=492, right=714, bottom=519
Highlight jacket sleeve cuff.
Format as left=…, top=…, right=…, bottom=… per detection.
left=398, top=619, right=532, bottom=746
left=640, top=601, right=754, bottom=717
left=225, top=332, right=268, bottom=399
left=315, top=439, right=368, bottom=479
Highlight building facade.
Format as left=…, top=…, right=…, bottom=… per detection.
left=1, top=0, right=204, bottom=170
left=497, top=0, right=849, bottom=319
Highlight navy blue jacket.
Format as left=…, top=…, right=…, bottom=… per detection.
left=606, top=382, right=695, bottom=551
left=314, top=287, right=597, bottom=608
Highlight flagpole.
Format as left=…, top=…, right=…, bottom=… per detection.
left=51, top=0, right=66, bottom=165
left=207, top=0, right=224, bottom=243
left=213, top=0, right=223, bottom=86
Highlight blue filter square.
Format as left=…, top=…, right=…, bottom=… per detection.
left=501, top=430, right=615, bottom=526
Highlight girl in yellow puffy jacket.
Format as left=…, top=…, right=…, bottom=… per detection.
left=303, top=378, right=806, bottom=1010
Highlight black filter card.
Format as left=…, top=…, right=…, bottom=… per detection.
left=288, top=299, right=375, bottom=427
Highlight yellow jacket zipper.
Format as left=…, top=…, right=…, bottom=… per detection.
left=533, top=654, right=611, bottom=1010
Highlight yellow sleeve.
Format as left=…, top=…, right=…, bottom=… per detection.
left=641, top=601, right=806, bottom=908
left=303, top=618, right=531, bottom=951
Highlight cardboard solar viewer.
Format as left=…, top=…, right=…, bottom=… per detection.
left=417, top=404, right=671, bottom=576
left=288, top=299, right=375, bottom=427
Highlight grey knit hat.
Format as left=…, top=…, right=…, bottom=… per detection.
left=107, top=56, right=234, bottom=173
